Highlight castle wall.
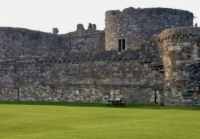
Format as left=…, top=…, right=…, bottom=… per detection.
left=0, top=42, right=164, bottom=104
left=68, top=32, right=105, bottom=53
left=1, top=7, right=200, bottom=106
left=0, top=28, right=70, bottom=60
left=60, top=23, right=105, bottom=53
left=105, top=8, right=193, bottom=51
left=158, top=27, right=200, bottom=105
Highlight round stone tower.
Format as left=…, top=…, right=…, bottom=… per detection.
left=105, top=7, right=194, bottom=51
left=158, top=27, right=200, bottom=105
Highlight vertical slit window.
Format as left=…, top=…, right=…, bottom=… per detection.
left=118, top=39, right=121, bottom=52
left=154, top=91, right=157, bottom=104
left=122, top=39, right=125, bottom=50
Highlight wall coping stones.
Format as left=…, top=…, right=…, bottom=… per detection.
left=158, top=27, right=200, bottom=41
left=60, top=31, right=104, bottom=39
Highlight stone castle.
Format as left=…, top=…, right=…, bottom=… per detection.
left=0, top=7, right=200, bottom=106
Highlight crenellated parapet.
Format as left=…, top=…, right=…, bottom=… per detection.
left=59, top=23, right=105, bottom=53
left=62, top=23, right=99, bottom=37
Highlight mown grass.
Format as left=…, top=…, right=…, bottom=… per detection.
left=0, top=101, right=200, bottom=110
left=0, top=102, right=200, bottom=139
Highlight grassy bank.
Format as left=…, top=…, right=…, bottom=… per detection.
left=0, top=104, right=200, bottom=139
left=0, top=101, right=200, bottom=110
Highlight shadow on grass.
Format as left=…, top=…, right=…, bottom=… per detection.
left=0, top=101, right=200, bottom=110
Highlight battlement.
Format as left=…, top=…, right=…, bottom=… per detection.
left=61, top=23, right=100, bottom=37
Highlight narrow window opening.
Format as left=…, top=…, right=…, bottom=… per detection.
left=118, top=39, right=121, bottom=52
left=17, top=90, right=19, bottom=101
left=154, top=91, right=157, bottom=104
left=118, top=39, right=126, bottom=52
left=122, top=39, right=125, bottom=50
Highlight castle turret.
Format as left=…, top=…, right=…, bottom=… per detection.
left=52, top=28, right=59, bottom=35
left=76, top=24, right=85, bottom=35
left=105, top=7, right=194, bottom=51
left=92, top=24, right=96, bottom=30
left=87, top=23, right=92, bottom=30
left=158, top=27, right=200, bottom=105
left=77, top=24, right=85, bottom=31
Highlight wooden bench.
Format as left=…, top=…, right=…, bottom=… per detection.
left=106, top=100, right=125, bottom=106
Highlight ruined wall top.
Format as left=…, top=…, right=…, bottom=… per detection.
left=158, top=27, right=200, bottom=40
left=77, top=24, right=85, bottom=31
left=52, top=28, right=59, bottom=35
left=105, top=7, right=193, bottom=51
left=0, top=27, right=70, bottom=60
left=106, top=7, right=193, bottom=17
left=61, top=23, right=102, bottom=37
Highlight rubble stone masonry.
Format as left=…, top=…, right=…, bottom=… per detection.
left=0, top=42, right=164, bottom=104
left=158, top=27, right=200, bottom=105
left=0, top=7, right=199, bottom=106
left=105, top=7, right=193, bottom=51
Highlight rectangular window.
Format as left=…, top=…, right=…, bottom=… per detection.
left=118, top=39, right=126, bottom=52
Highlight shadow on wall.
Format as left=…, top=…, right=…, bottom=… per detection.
left=184, top=62, right=200, bottom=105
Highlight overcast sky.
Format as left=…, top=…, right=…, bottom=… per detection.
left=0, top=0, right=199, bottom=34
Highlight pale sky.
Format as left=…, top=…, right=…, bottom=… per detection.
left=0, top=0, right=199, bottom=34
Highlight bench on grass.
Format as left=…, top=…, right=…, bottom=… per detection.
left=106, top=98, right=125, bottom=106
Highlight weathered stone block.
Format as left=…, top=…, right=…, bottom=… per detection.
left=156, top=98, right=161, bottom=103
left=169, top=46, right=181, bottom=51
left=150, top=99, right=155, bottom=103
left=176, top=61, right=182, bottom=65
left=177, top=92, right=182, bottom=97
left=182, top=42, right=190, bottom=47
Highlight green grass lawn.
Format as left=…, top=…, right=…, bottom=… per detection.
left=0, top=104, right=200, bottom=139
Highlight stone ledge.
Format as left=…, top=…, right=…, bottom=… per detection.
left=158, top=27, right=200, bottom=41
